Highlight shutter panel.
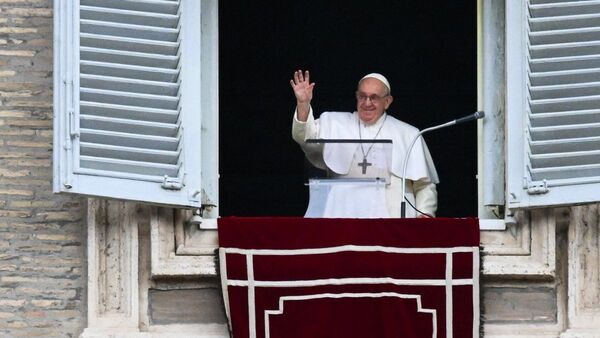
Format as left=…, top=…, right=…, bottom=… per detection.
left=54, top=0, right=206, bottom=208
left=506, top=0, right=600, bottom=208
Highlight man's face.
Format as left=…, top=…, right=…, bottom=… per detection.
left=356, top=78, right=393, bottom=125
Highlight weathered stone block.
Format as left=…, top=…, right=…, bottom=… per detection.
left=148, top=288, right=228, bottom=325
left=0, top=299, right=26, bottom=307
left=483, top=285, right=557, bottom=324
left=2, top=8, right=52, bottom=17
left=0, top=188, right=33, bottom=196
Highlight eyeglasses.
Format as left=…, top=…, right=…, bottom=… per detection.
left=356, top=92, right=388, bottom=103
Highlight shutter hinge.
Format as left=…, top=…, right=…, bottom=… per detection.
left=161, top=175, right=183, bottom=190
left=187, top=208, right=218, bottom=230
left=527, top=180, right=549, bottom=195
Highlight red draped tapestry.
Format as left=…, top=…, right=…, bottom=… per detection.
left=218, top=217, right=480, bottom=338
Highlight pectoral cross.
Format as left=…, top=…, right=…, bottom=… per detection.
left=358, top=157, right=372, bottom=174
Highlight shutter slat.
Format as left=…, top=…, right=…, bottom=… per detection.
left=80, top=155, right=180, bottom=177
left=530, top=40, right=600, bottom=59
left=80, top=6, right=179, bottom=28
left=80, top=0, right=180, bottom=15
left=531, top=0, right=577, bottom=4
left=80, top=33, right=179, bottom=55
left=530, top=94, right=600, bottom=113
left=80, top=101, right=178, bottom=124
left=80, top=61, right=178, bottom=82
left=80, top=142, right=179, bottom=164
left=81, top=74, right=179, bottom=96
left=530, top=81, right=600, bottom=100
left=530, top=67, right=600, bottom=86
left=530, top=122, right=600, bottom=141
left=531, top=149, right=600, bottom=168
left=531, top=136, right=600, bottom=154
left=530, top=27, right=600, bottom=45
left=81, top=47, right=179, bottom=69
left=531, top=109, right=600, bottom=127
left=81, top=19, right=178, bottom=42
left=531, top=163, right=600, bottom=181
left=80, top=115, right=179, bottom=137
left=80, top=129, right=179, bottom=151
left=530, top=54, right=600, bottom=72
left=530, top=13, right=600, bottom=32
left=530, top=1, right=600, bottom=18
left=80, top=88, right=179, bottom=110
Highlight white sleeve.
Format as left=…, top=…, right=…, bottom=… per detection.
left=291, top=107, right=327, bottom=169
left=413, top=179, right=438, bottom=217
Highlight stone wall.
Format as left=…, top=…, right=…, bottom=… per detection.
left=0, top=1, right=87, bottom=336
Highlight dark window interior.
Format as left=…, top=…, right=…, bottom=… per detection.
left=219, top=1, right=477, bottom=217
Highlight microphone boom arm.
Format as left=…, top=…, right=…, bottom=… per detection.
left=400, top=111, right=484, bottom=218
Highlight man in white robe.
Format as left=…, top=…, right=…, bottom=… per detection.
left=290, top=70, right=439, bottom=218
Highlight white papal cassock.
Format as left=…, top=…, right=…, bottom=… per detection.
left=292, top=108, right=439, bottom=218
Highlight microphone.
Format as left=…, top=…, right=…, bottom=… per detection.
left=454, top=111, right=485, bottom=125
left=400, top=111, right=485, bottom=218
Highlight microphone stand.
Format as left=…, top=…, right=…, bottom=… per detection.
left=400, top=112, right=484, bottom=218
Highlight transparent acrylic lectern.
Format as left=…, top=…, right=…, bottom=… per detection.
left=303, top=138, right=393, bottom=218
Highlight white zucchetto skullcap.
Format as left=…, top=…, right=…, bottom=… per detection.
left=361, top=73, right=391, bottom=93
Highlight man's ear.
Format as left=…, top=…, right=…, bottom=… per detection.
left=385, top=95, right=394, bottom=109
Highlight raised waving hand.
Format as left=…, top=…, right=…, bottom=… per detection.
left=290, top=70, right=315, bottom=122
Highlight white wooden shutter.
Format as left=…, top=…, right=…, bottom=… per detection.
left=54, top=0, right=211, bottom=208
left=506, top=0, right=600, bottom=208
